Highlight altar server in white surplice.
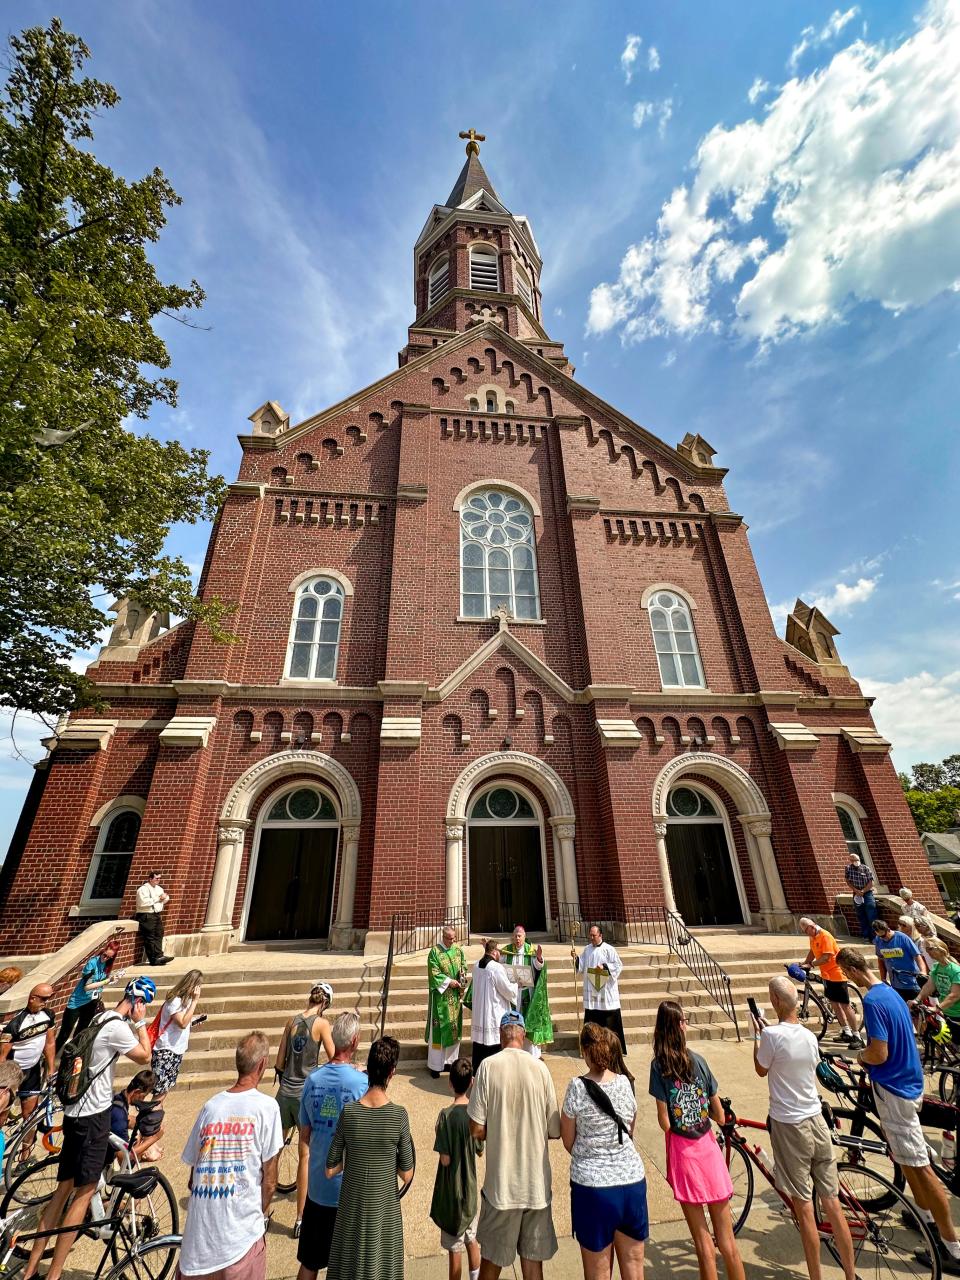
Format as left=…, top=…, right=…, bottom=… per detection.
left=467, top=939, right=518, bottom=1075
left=572, top=923, right=627, bottom=1052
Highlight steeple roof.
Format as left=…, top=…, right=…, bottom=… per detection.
left=445, top=151, right=499, bottom=207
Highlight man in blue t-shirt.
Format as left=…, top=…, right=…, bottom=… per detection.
left=295, top=1011, right=367, bottom=1280
left=838, top=946, right=960, bottom=1274
left=872, top=920, right=926, bottom=1002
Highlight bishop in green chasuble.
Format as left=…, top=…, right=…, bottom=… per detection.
left=425, top=924, right=466, bottom=1075
left=500, top=923, right=553, bottom=1049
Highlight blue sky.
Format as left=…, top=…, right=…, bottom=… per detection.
left=2, top=0, right=959, bottom=852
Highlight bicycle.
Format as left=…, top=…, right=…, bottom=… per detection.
left=0, top=1165, right=179, bottom=1280
left=785, top=963, right=865, bottom=1042
left=2, top=1090, right=63, bottom=1193
left=718, top=1095, right=940, bottom=1280
left=912, top=1001, right=960, bottom=1082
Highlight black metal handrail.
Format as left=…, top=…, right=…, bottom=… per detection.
left=378, top=905, right=470, bottom=1040
left=557, top=901, right=740, bottom=1041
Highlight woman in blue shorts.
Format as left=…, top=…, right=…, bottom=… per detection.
left=561, top=1021, right=647, bottom=1279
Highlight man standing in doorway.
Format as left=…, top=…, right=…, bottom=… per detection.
left=844, top=853, right=877, bottom=941
left=500, top=924, right=553, bottom=1056
left=135, top=871, right=172, bottom=966
left=571, top=924, right=626, bottom=1052
left=426, top=924, right=467, bottom=1079
left=798, top=919, right=863, bottom=1048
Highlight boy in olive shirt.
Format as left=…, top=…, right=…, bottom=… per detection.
left=431, top=1057, right=484, bottom=1280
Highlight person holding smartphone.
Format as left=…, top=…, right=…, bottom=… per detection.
left=751, top=978, right=855, bottom=1280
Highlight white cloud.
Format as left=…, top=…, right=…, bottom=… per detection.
left=587, top=0, right=960, bottom=346
left=861, top=669, right=960, bottom=763
left=812, top=576, right=879, bottom=616
left=661, top=349, right=677, bottom=367
left=621, top=34, right=642, bottom=83
left=632, top=98, right=673, bottom=138
left=747, top=77, right=771, bottom=104
left=648, top=46, right=661, bottom=71
left=789, top=7, right=860, bottom=71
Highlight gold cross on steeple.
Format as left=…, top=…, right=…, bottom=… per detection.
left=459, top=128, right=486, bottom=157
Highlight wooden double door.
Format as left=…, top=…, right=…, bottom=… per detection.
left=246, top=827, right=338, bottom=941
left=469, top=826, right=546, bottom=934
left=666, top=822, right=744, bottom=927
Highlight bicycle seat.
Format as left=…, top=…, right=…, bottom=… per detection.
left=108, top=1169, right=160, bottom=1198
left=131, top=1099, right=161, bottom=1112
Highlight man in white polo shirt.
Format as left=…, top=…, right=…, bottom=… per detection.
left=135, top=870, right=172, bottom=966
left=753, top=975, right=855, bottom=1280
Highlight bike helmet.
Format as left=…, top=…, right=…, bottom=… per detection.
left=124, top=976, right=157, bottom=1004
left=932, top=1017, right=954, bottom=1046
left=786, top=962, right=808, bottom=983
left=816, top=1059, right=846, bottom=1093
left=310, top=981, right=334, bottom=1005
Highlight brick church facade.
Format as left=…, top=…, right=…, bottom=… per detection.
left=0, top=140, right=935, bottom=956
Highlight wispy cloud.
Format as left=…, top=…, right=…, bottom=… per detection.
left=862, top=669, right=960, bottom=764
left=648, top=46, right=661, bottom=72
left=789, top=6, right=860, bottom=72
left=632, top=98, right=673, bottom=138
left=747, top=77, right=771, bottom=104
left=769, top=574, right=879, bottom=629
left=621, top=34, right=642, bottom=83
left=587, top=0, right=960, bottom=348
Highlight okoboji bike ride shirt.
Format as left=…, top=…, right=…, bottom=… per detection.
left=874, top=931, right=922, bottom=992
left=931, top=959, right=960, bottom=1019
left=862, top=981, right=924, bottom=1100
left=648, top=1052, right=717, bottom=1139
left=180, top=1086, right=283, bottom=1275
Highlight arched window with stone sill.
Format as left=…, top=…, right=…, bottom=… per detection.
left=285, top=577, right=345, bottom=680
left=460, top=488, right=540, bottom=619
left=469, top=245, right=500, bottom=292
left=647, top=590, right=705, bottom=689
left=835, top=801, right=876, bottom=876
left=81, top=807, right=142, bottom=911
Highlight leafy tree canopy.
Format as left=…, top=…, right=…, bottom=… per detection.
left=900, top=755, right=960, bottom=834
left=0, top=19, right=229, bottom=717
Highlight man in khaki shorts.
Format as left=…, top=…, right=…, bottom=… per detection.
left=752, top=975, right=855, bottom=1280
left=468, top=1011, right=560, bottom=1279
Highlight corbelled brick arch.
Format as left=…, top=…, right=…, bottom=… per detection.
left=651, top=752, right=788, bottom=922
left=202, top=750, right=362, bottom=951
left=444, top=750, right=578, bottom=922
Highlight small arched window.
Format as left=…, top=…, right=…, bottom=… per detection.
left=486, top=394, right=496, bottom=413
left=516, top=266, right=534, bottom=311
left=286, top=577, right=344, bottom=680
left=648, top=590, right=705, bottom=688
left=470, top=246, right=500, bottom=292
left=460, top=489, right=540, bottom=619
left=428, top=256, right=450, bottom=308
left=836, top=804, right=874, bottom=873
left=83, top=808, right=141, bottom=908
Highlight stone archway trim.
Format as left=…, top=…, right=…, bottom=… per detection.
left=651, top=751, right=769, bottom=818
left=221, top=748, right=361, bottom=824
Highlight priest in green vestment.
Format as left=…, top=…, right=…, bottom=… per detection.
left=500, top=923, right=553, bottom=1051
left=425, top=923, right=466, bottom=1077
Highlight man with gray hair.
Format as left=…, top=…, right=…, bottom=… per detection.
left=752, top=977, right=855, bottom=1280
left=844, top=851, right=876, bottom=940
left=180, top=1032, right=282, bottom=1280
left=296, top=1012, right=366, bottom=1280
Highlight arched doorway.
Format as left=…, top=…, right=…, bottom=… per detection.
left=467, top=784, right=547, bottom=934
left=243, top=785, right=340, bottom=941
left=665, top=784, right=746, bottom=926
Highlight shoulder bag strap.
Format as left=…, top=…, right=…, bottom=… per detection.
left=579, top=1075, right=627, bottom=1144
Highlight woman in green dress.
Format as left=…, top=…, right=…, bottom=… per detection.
left=325, top=1036, right=415, bottom=1280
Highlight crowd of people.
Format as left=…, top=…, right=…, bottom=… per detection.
left=3, top=880, right=960, bottom=1280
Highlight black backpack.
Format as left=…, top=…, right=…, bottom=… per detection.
left=56, top=1012, right=122, bottom=1107
left=580, top=1075, right=629, bottom=1145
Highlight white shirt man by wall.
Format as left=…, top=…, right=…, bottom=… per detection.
left=135, top=871, right=172, bottom=966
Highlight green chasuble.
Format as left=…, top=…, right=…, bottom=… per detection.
left=500, top=941, right=553, bottom=1046
left=425, top=943, right=465, bottom=1050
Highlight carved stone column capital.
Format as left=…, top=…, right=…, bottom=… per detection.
left=445, top=824, right=465, bottom=841
left=217, top=823, right=249, bottom=846
left=553, top=823, right=576, bottom=841
left=653, top=821, right=669, bottom=838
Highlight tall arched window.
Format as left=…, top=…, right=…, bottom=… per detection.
left=470, top=246, right=500, bottom=291
left=835, top=803, right=875, bottom=873
left=428, top=256, right=450, bottom=307
left=648, top=590, right=705, bottom=688
left=82, top=808, right=141, bottom=908
left=286, top=577, right=344, bottom=679
left=460, top=489, right=540, bottom=619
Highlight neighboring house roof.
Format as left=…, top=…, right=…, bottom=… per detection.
left=923, top=830, right=960, bottom=866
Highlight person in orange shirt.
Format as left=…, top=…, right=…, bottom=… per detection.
left=799, top=919, right=864, bottom=1048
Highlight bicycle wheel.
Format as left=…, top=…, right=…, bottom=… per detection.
left=845, top=985, right=864, bottom=1034
left=830, top=1107, right=905, bottom=1198
left=99, top=1235, right=181, bottom=1280
left=276, top=1129, right=298, bottom=1195
left=0, top=1153, right=60, bottom=1209
left=938, top=1068, right=960, bottom=1104
left=800, top=990, right=828, bottom=1041
left=820, top=1162, right=940, bottom=1280
left=108, top=1169, right=179, bottom=1273
left=716, top=1132, right=754, bottom=1235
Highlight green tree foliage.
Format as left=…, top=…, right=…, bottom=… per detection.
left=0, top=19, right=229, bottom=716
left=901, top=755, right=960, bottom=833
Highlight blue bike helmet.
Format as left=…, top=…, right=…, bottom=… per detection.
left=816, top=1059, right=845, bottom=1092
left=124, top=975, right=157, bottom=1004
left=786, top=962, right=808, bottom=983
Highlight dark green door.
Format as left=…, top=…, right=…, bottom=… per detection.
left=666, top=823, right=743, bottom=926
left=246, top=828, right=338, bottom=940
left=469, top=827, right=546, bottom=934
